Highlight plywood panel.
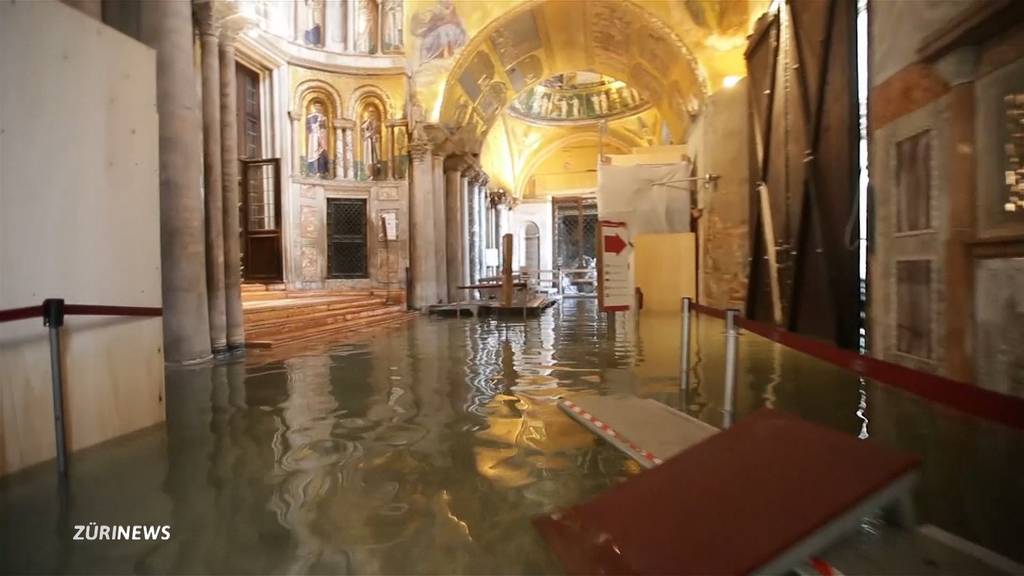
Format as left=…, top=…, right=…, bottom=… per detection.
left=634, top=233, right=696, bottom=312
left=0, top=1, right=163, bottom=476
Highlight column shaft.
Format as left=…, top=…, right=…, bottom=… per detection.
left=460, top=174, right=471, bottom=291
left=140, top=0, right=212, bottom=363
left=432, top=154, right=448, bottom=303
left=445, top=166, right=463, bottom=302
left=220, top=39, right=244, bottom=350
left=200, top=25, right=227, bottom=352
left=409, top=142, right=436, bottom=308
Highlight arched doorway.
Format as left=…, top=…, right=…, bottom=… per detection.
left=524, top=221, right=540, bottom=271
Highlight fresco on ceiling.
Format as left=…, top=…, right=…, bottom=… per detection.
left=509, top=75, right=647, bottom=124
left=411, top=0, right=467, bottom=64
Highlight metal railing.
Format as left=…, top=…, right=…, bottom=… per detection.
left=0, top=299, right=162, bottom=478
left=678, top=297, right=1024, bottom=431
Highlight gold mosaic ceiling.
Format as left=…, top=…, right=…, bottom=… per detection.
left=433, top=0, right=769, bottom=149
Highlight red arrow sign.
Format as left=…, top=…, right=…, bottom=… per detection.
left=604, top=233, right=627, bottom=255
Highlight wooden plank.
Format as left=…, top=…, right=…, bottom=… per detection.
left=535, top=408, right=921, bottom=576
left=560, top=394, right=718, bottom=466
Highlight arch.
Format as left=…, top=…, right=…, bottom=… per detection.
left=437, top=0, right=710, bottom=148
left=347, top=84, right=397, bottom=120
left=292, top=79, right=343, bottom=119
left=522, top=220, right=541, bottom=271
left=514, top=130, right=639, bottom=197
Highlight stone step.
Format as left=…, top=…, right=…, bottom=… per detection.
left=270, top=310, right=416, bottom=347
left=244, top=300, right=394, bottom=333
left=241, top=289, right=375, bottom=303
left=243, top=294, right=379, bottom=315
left=246, top=308, right=415, bottom=348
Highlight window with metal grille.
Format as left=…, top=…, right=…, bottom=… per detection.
left=327, top=198, right=368, bottom=278
left=553, top=197, right=597, bottom=269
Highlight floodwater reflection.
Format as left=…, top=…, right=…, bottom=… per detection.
left=1, top=299, right=1022, bottom=573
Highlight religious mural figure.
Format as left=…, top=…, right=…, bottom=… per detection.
left=360, top=108, right=382, bottom=180
left=305, top=101, right=329, bottom=177
left=393, top=125, right=408, bottom=179
left=355, top=0, right=379, bottom=54
left=382, top=0, right=404, bottom=52
left=410, top=0, right=467, bottom=63
left=301, top=0, right=324, bottom=46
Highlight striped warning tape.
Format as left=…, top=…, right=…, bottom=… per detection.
left=562, top=399, right=663, bottom=466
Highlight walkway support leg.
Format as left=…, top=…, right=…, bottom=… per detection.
left=723, top=309, right=739, bottom=428
left=681, top=297, right=692, bottom=393
left=43, top=298, right=68, bottom=478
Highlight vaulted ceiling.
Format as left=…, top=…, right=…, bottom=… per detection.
left=418, top=0, right=769, bottom=195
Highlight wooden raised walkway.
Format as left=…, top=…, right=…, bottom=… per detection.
left=242, top=284, right=415, bottom=348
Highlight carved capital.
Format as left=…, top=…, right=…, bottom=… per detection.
left=444, top=154, right=473, bottom=174
left=194, top=1, right=221, bottom=37
left=409, top=137, right=433, bottom=162
left=219, top=16, right=248, bottom=46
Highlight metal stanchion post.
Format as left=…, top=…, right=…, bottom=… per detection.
left=680, top=297, right=692, bottom=392
left=723, top=308, right=739, bottom=429
left=43, top=298, right=68, bottom=478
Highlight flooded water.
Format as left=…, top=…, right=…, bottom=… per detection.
left=1, top=299, right=1022, bottom=574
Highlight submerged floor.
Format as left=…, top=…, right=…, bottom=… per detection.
left=1, top=300, right=1022, bottom=573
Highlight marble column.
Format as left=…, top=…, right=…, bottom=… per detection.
left=334, top=121, right=345, bottom=180
left=409, top=138, right=436, bottom=308
left=444, top=156, right=469, bottom=302
left=139, top=0, right=211, bottom=363
left=197, top=3, right=227, bottom=353
left=460, top=172, right=472, bottom=292
left=219, top=28, right=244, bottom=351
left=343, top=127, right=354, bottom=179
left=465, top=173, right=478, bottom=285
left=432, top=153, right=448, bottom=303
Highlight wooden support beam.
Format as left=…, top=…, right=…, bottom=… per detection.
left=501, top=233, right=513, bottom=307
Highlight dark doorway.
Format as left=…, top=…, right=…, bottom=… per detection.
left=241, top=159, right=283, bottom=281
left=236, top=63, right=262, bottom=160
left=327, top=198, right=369, bottom=279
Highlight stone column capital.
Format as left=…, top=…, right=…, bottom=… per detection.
left=444, top=154, right=473, bottom=174
left=194, top=1, right=222, bottom=37
left=218, top=15, right=248, bottom=46
left=409, top=137, right=433, bottom=162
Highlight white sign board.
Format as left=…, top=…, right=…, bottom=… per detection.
left=381, top=211, right=398, bottom=240
left=600, top=220, right=632, bottom=312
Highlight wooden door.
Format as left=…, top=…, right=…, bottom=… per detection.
left=241, top=159, right=283, bottom=281
left=745, top=0, right=860, bottom=348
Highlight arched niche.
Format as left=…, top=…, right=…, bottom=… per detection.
left=352, top=91, right=390, bottom=181
left=296, top=89, right=340, bottom=179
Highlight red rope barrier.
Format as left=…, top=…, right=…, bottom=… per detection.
left=690, top=302, right=1024, bottom=431
left=0, top=305, right=43, bottom=323
left=64, top=304, right=162, bottom=317
left=0, top=303, right=161, bottom=323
